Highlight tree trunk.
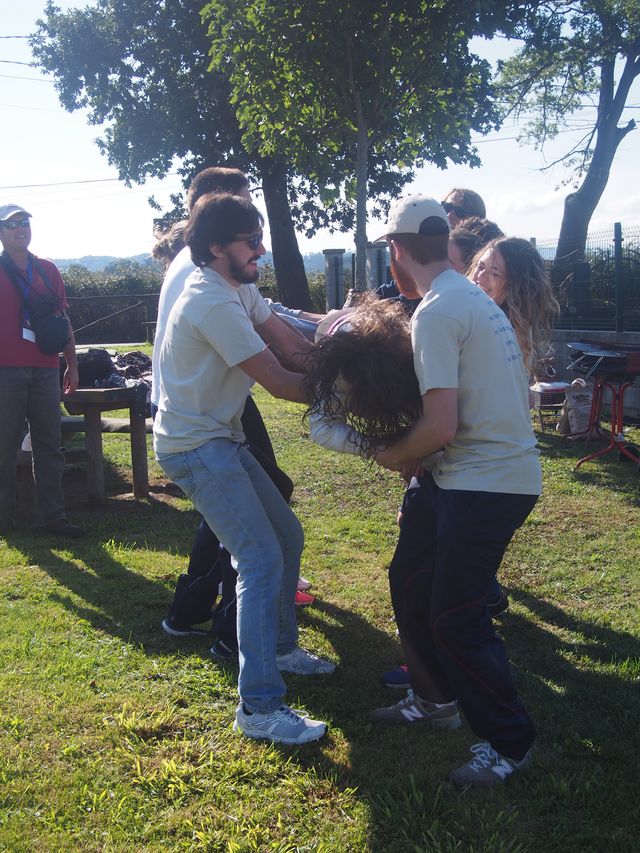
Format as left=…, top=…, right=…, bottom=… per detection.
left=555, top=53, right=638, bottom=263
left=555, top=135, right=627, bottom=263
left=354, top=123, right=369, bottom=290
left=258, top=159, right=311, bottom=310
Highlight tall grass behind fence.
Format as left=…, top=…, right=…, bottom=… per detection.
left=536, top=224, right=640, bottom=332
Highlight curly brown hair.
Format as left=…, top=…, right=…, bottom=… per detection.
left=303, top=295, right=422, bottom=454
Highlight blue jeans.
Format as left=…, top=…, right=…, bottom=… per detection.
left=158, top=438, right=302, bottom=713
left=0, top=366, right=66, bottom=525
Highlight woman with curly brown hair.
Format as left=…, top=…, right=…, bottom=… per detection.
left=303, top=294, right=423, bottom=458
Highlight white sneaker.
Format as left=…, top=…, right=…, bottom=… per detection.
left=297, top=576, right=312, bottom=591
left=276, top=646, right=335, bottom=675
left=233, top=702, right=327, bottom=744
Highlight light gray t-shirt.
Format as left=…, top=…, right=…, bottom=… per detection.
left=412, top=269, right=541, bottom=495
left=151, top=249, right=313, bottom=405
left=153, top=266, right=272, bottom=455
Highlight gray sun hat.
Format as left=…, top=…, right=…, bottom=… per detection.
left=0, top=204, right=32, bottom=222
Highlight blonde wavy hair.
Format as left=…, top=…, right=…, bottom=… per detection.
left=472, top=237, right=559, bottom=374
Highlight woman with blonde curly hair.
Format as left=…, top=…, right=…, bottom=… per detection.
left=472, top=237, right=559, bottom=376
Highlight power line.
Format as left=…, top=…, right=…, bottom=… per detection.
left=0, top=72, right=49, bottom=83
left=0, top=59, right=33, bottom=66
left=0, top=172, right=180, bottom=190
left=0, top=101, right=66, bottom=113
left=0, top=177, right=124, bottom=190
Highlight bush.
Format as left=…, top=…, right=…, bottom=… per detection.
left=63, top=263, right=162, bottom=344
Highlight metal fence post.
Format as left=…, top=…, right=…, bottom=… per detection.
left=366, top=243, right=388, bottom=291
left=614, top=222, right=624, bottom=332
left=323, top=248, right=345, bottom=310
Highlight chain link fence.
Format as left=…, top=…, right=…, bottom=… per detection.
left=535, top=223, right=640, bottom=332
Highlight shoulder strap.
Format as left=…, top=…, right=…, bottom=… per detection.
left=0, top=252, right=28, bottom=302
left=33, top=258, right=56, bottom=296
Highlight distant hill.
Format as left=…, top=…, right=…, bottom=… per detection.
left=54, top=250, right=329, bottom=274
left=54, top=253, right=157, bottom=272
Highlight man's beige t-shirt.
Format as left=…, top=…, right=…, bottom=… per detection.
left=153, top=266, right=272, bottom=455
left=412, top=269, right=541, bottom=495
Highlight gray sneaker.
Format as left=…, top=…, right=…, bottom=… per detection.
left=370, top=690, right=461, bottom=728
left=449, top=742, right=532, bottom=787
left=276, top=647, right=335, bottom=675
left=233, top=702, right=327, bottom=744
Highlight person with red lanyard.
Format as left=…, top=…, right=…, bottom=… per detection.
left=0, top=204, right=82, bottom=538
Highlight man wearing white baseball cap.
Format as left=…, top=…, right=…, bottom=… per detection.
left=0, top=204, right=82, bottom=538
left=369, top=195, right=541, bottom=787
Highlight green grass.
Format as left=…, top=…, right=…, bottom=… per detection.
left=1, top=388, right=639, bottom=851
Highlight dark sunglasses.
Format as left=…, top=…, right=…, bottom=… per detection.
left=234, top=231, right=263, bottom=250
left=1, top=218, right=31, bottom=230
left=441, top=202, right=468, bottom=219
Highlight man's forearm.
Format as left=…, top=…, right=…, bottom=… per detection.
left=375, top=388, right=458, bottom=470
left=380, top=418, right=451, bottom=468
left=63, top=320, right=78, bottom=368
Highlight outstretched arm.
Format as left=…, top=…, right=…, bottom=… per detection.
left=238, top=346, right=306, bottom=403
left=255, top=312, right=313, bottom=372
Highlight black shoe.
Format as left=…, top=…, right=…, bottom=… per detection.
left=40, top=518, right=84, bottom=538
left=488, top=585, right=509, bottom=617
left=210, top=637, right=238, bottom=662
left=161, top=617, right=210, bottom=637
left=168, top=573, right=219, bottom=627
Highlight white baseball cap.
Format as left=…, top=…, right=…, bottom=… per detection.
left=375, top=195, right=449, bottom=241
left=0, top=204, right=32, bottom=222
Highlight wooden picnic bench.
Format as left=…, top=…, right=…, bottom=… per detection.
left=63, top=386, right=152, bottom=505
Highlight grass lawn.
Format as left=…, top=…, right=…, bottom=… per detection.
left=1, top=386, right=639, bottom=852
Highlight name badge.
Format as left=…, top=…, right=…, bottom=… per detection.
left=23, top=327, right=36, bottom=343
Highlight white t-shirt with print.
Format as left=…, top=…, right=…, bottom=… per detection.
left=411, top=268, right=541, bottom=495
left=153, top=265, right=272, bottom=455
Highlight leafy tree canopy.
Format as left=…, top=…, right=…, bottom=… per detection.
left=495, top=0, right=640, bottom=260
left=203, top=0, right=526, bottom=285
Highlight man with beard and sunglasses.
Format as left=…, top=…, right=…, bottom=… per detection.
left=368, top=195, right=541, bottom=786
left=155, top=167, right=316, bottom=655
left=154, top=193, right=334, bottom=744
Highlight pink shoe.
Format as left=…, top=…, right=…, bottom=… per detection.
left=297, top=576, right=312, bottom=591
left=295, top=590, right=315, bottom=607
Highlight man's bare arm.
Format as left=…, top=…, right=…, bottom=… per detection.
left=255, top=312, right=313, bottom=372
left=374, top=388, right=458, bottom=471
left=238, top=346, right=306, bottom=403
left=62, top=316, right=79, bottom=395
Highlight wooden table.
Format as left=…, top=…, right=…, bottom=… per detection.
left=64, top=386, right=150, bottom=504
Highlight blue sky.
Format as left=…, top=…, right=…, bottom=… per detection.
left=2, top=1, right=639, bottom=261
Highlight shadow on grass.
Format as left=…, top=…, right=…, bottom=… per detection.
left=3, top=494, right=198, bottom=646
left=293, top=587, right=640, bottom=850
left=5, top=492, right=640, bottom=850
left=505, top=586, right=640, bottom=757
left=537, top=429, right=640, bottom=501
